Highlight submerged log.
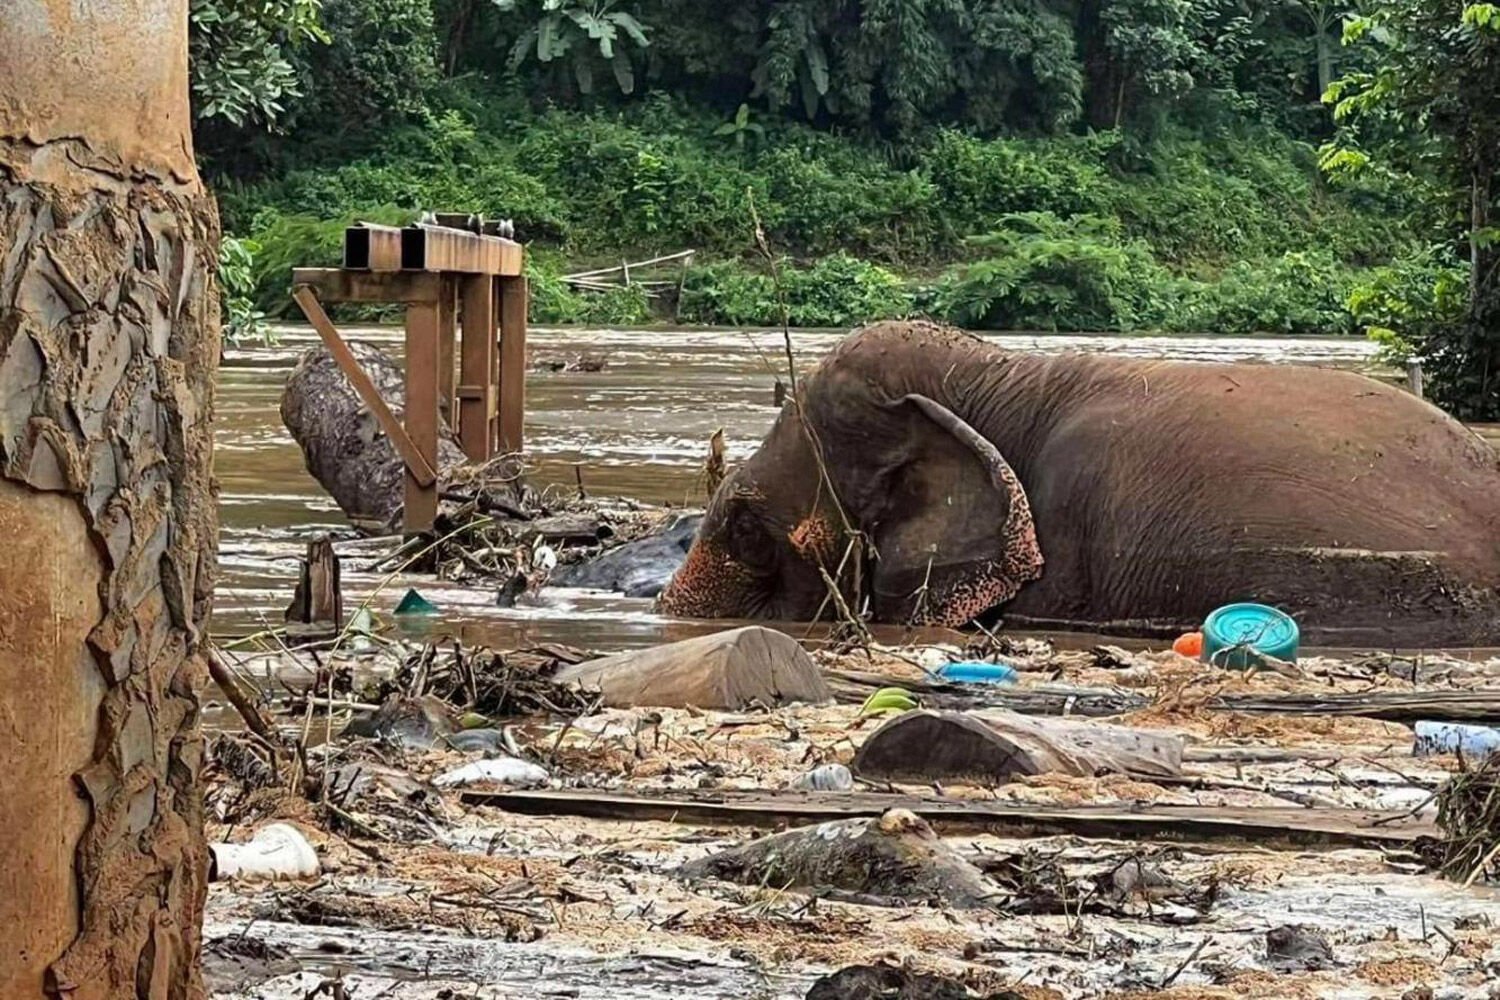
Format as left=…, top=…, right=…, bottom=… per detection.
left=281, top=342, right=468, bottom=528
left=554, top=626, right=831, bottom=709
left=678, top=809, right=1003, bottom=909
left=852, top=709, right=1183, bottom=783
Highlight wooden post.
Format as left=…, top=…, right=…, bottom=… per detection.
left=437, top=277, right=458, bottom=426
left=1406, top=358, right=1425, bottom=399
left=458, top=274, right=496, bottom=462
left=498, top=275, right=528, bottom=455
left=404, top=301, right=442, bottom=535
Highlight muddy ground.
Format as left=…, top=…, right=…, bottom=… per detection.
left=204, top=640, right=1500, bottom=1000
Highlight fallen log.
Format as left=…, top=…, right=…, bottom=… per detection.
left=828, top=668, right=1500, bottom=725
left=553, top=626, right=831, bottom=710
left=851, top=709, right=1182, bottom=783
left=677, top=809, right=1003, bottom=909
left=462, top=788, right=1435, bottom=848
left=281, top=342, right=468, bottom=527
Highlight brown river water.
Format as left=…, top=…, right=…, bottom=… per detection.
left=216, top=325, right=1498, bottom=651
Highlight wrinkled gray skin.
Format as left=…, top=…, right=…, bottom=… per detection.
left=660, top=320, right=1500, bottom=647
left=552, top=513, right=703, bottom=597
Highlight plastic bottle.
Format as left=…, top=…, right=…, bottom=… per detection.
left=1413, top=721, right=1500, bottom=758
left=937, top=661, right=1018, bottom=685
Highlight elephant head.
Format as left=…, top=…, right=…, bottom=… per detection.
left=658, top=322, right=1044, bottom=627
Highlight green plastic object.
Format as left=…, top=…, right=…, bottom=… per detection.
left=1202, top=602, right=1299, bottom=669
left=394, top=588, right=439, bottom=616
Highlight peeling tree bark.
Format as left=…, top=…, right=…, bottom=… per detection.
left=0, top=3, right=217, bottom=998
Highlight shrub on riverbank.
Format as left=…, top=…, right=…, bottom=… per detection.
left=221, top=93, right=1417, bottom=334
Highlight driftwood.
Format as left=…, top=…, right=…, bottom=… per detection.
left=462, top=788, right=1434, bottom=848
left=829, top=668, right=1500, bottom=724
left=285, top=537, right=343, bottom=627
left=678, top=809, right=1002, bottom=909
left=554, top=626, right=831, bottom=710
left=851, top=710, right=1182, bottom=783
left=281, top=342, right=467, bottom=527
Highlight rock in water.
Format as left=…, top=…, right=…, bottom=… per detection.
left=554, top=625, right=831, bottom=710
left=281, top=342, right=467, bottom=527
left=677, top=809, right=1001, bottom=909
left=551, top=513, right=703, bottom=597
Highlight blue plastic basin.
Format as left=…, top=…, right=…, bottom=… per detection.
left=1201, top=603, right=1299, bottom=669
left=937, top=661, right=1018, bottom=685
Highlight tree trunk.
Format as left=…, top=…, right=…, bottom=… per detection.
left=0, top=4, right=218, bottom=998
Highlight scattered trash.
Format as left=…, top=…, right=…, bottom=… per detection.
left=678, top=809, right=1004, bottom=909
left=1414, top=721, right=1500, bottom=759
left=394, top=588, right=439, bottom=616
left=805, top=964, right=1010, bottom=1000
left=1264, top=923, right=1335, bottom=971
left=858, top=686, right=918, bottom=717
left=342, top=694, right=458, bottom=749
left=210, top=823, right=319, bottom=882
left=1202, top=602, right=1300, bottom=668
left=792, top=763, right=854, bottom=792
left=937, top=660, right=1017, bottom=685
left=442, top=728, right=510, bottom=753
left=554, top=625, right=830, bottom=710
left=1172, top=631, right=1204, bottom=657
left=432, top=756, right=550, bottom=789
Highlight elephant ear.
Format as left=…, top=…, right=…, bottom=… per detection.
left=864, top=394, right=1043, bottom=627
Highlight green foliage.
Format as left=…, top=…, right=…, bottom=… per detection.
left=1323, top=1, right=1500, bottom=418
left=681, top=256, right=912, bottom=328
left=218, top=236, right=271, bottom=342
left=1345, top=248, right=1469, bottom=363
left=932, top=213, right=1168, bottom=331
left=190, top=0, right=327, bottom=124
left=297, top=0, right=440, bottom=127
left=496, top=0, right=651, bottom=94
left=1172, top=252, right=1359, bottom=336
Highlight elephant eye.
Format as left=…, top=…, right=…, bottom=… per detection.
left=724, top=498, right=773, bottom=569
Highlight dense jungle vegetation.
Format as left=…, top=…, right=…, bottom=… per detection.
left=196, top=0, right=1500, bottom=418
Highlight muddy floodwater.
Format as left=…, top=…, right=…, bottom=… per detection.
left=217, top=324, right=1478, bottom=649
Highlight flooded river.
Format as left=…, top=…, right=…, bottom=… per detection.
left=216, top=325, right=1495, bottom=650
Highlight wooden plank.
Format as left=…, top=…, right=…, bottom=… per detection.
left=437, top=277, right=458, bottom=428
left=290, top=287, right=437, bottom=487
left=497, top=275, right=527, bottom=454
left=292, top=268, right=440, bottom=304
left=403, top=301, right=442, bottom=535
left=458, top=274, right=495, bottom=462
left=460, top=788, right=1433, bottom=849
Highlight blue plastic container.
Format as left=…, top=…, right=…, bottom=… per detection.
left=1201, top=603, right=1299, bottom=669
left=937, top=661, right=1018, bottom=685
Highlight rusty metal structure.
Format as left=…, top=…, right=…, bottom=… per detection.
left=292, top=218, right=529, bottom=536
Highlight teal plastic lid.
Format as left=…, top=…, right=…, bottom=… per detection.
left=1202, top=603, right=1299, bottom=665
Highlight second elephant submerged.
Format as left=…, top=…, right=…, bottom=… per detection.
left=658, top=321, right=1500, bottom=647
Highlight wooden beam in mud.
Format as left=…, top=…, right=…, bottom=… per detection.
left=461, top=789, right=1434, bottom=849
left=497, top=275, right=528, bottom=454
left=404, top=298, right=443, bottom=535
left=827, top=669, right=1500, bottom=725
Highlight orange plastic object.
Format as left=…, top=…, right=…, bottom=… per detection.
left=1173, top=632, right=1204, bottom=658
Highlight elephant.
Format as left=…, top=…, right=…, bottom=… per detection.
left=658, top=321, right=1500, bottom=648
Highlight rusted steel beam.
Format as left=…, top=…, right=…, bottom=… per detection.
left=400, top=224, right=522, bottom=276
left=437, top=278, right=458, bottom=427
left=291, top=268, right=441, bottom=303
left=498, top=275, right=528, bottom=454
left=404, top=300, right=442, bottom=535
left=458, top=274, right=496, bottom=462
left=343, top=223, right=404, bottom=271
left=290, top=287, right=438, bottom=488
